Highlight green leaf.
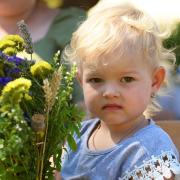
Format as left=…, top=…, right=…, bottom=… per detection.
left=67, top=134, right=77, bottom=151
left=0, top=164, right=6, bottom=178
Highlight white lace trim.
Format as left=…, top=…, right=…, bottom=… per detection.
left=119, top=151, right=180, bottom=180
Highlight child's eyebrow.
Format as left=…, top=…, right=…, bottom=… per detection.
left=84, top=65, right=100, bottom=74
left=85, top=71, right=100, bottom=76
left=120, top=70, right=139, bottom=75
left=85, top=64, right=98, bottom=70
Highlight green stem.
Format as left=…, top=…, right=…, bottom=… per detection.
left=36, top=136, right=41, bottom=180
left=17, top=155, right=28, bottom=175
left=31, top=53, right=32, bottom=61
left=39, top=108, right=50, bottom=180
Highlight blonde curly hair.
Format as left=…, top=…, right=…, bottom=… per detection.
left=65, top=3, right=176, bottom=118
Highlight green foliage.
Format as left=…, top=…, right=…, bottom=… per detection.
left=0, top=104, right=36, bottom=179
left=0, top=32, right=84, bottom=179
left=163, top=22, right=180, bottom=67
left=41, top=55, right=84, bottom=178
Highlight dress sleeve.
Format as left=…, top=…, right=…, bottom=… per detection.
left=49, top=7, right=86, bottom=48
left=120, top=151, right=180, bottom=180
left=34, top=7, right=86, bottom=61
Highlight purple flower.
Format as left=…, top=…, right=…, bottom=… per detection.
left=0, top=77, right=13, bottom=86
left=7, top=55, right=25, bottom=65
left=0, top=51, right=7, bottom=59
left=4, top=67, right=21, bottom=76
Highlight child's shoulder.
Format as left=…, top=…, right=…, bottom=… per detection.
left=80, top=118, right=99, bottom=135
left=129, top=119, right=179, bottom=161
left=133, top=119, right=178, bottom=155
left=70, top=118, right=98, bottom=144
left=120, top=120, right=180, bottom=179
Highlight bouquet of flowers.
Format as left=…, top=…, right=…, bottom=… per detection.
left=0, top=21, right=83, bottom=179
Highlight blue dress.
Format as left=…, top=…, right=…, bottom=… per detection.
left=61, top=118, right=180, bottom=180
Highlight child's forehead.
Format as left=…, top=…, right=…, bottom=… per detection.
left=83, top=47, right=144, bottom=67
left=80, top=34, right=150, bottom=65
left=82, top=51, right=147, bottom=73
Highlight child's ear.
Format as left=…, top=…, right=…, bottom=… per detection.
left=152, top=66, right=166, bottom=92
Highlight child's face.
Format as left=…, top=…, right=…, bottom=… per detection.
left=78, top=51, right=164, bottom=125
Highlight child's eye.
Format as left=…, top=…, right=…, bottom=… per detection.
left=87, top=78, right=103, bottom=83
left=120, top=76, right=135, bottom=83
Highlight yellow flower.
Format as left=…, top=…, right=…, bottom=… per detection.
left=30, top=61, right=53, bottom=79
left=43, top=0, right=63, bottom=9
left=0, top=35, right=25, bottom=55
left=2, top=78, right=31, bottom=95
left=24, top=94, right=32, bottom=101
left=1, top=78, right=32, bottom=104
left=0, top=39, right=16, bottom=49
left=3, top=47, right=16, bottom=55
left=6, top=35, right=24, bottom=44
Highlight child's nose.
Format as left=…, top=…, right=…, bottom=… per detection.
left=102, top=84, right=120, bottom=98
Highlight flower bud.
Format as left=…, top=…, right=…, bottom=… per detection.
left=31, top=114, right=45, bottom=132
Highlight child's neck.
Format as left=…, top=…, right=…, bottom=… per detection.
left=89, top=116, right=148, bottom=151
left=102, top=116, right=147, bottom=137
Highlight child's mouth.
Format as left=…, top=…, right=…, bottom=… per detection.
left=102, top=104, right=122, bottom=110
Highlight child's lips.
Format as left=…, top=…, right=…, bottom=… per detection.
left=102, top=104, right=122, bottom=110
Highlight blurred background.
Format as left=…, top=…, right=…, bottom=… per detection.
left=49, top=0, right=179, bottom=68
left=1, top=0, right=178, bottom=65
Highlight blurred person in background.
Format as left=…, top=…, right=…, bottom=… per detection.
left=62, top=0, right=99, bottom=11
left=0, top=0, right=87, bottom=105
left=0, top=0, right=86, bottom=61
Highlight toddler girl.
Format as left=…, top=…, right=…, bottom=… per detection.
left=60, top=3, right=180, bottom=180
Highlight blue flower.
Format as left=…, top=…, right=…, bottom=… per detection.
left=7, top=55, right=25, bottom=66
left=0, top=51, right=7, bottom=59
left=0, top=77, right=13, bottom=86
left=4, top=67, right=21, bottom=76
